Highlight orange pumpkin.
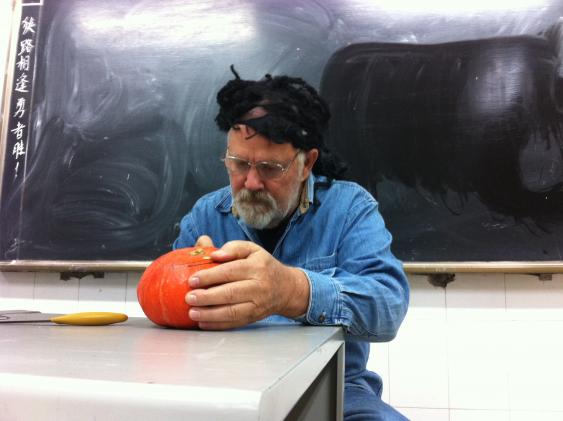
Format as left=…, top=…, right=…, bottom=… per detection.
left=137, top=247, right=219, bottom=328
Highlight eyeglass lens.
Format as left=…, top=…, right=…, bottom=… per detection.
left=224, top=157, right=285, bottom=180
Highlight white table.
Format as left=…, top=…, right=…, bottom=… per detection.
left=0, top=317, right=344, bottom=420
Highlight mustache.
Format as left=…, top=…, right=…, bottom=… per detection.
left=236, top=189, right=276, bottom=207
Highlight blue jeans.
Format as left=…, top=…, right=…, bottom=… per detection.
left=344, top=385, right=409, bottom=421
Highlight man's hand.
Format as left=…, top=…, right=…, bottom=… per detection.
left=185, top=240, right=310, bottom=330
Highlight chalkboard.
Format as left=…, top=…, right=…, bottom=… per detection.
left=322, top=31, right=563, bottom=261
left=1, top=0, right=563, bottom=265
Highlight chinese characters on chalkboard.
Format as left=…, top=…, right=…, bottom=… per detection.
left=8, top=11, right=38, bottom=180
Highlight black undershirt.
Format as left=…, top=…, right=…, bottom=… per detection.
left=255, top=217, right=291, bottom=254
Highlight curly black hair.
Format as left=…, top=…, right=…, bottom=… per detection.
left=215, top=66, right=347, bottom=179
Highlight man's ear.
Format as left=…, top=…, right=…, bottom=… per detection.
left=301, top=148, right=319, bottom=180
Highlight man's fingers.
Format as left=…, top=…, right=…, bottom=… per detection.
left=195, top=235, right=214, bottom=248
left=189, top=257, right=255, bottom=288
left=188, top=301, right=257, bottom=326
left=210, top=240, right=262, bottom=262
left=189, top=240, right=265, bottom=287
left=186, top=280, right=256, bottom=307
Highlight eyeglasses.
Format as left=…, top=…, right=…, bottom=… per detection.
left=221, top=150, right=301, bottom=180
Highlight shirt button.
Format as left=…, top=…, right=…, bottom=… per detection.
left=318, top=314, right=326, bottom=323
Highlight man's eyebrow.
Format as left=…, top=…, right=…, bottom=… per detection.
left=227, top=152, right=285, bottom=165
left=226, top=151, right=250, bottom=160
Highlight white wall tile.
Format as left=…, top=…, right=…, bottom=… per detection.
left=506, top=274, right=563, bottom=321
left=398, top=407, right=449, bottom=421
left=78, top=273, right=127, bottom=313
left=446, top=273, right=507, bottom=321
left=367, top=342, right=390, bottom=403
left=33, top=273, right=80, bottom=313
left=407, top=274, right=447, bottom=320
left=0, top=0, right=13, bottom=94
left=0, top=272, right=35, bottom=310
left=506, top=321, right=563, bottom=411
left=510, top=411, right=563, bottom=421
left=447, top=321, right=509, bottom=410
left=389, top=318, right=449, bottom=408
left=450, top=409, right=509, bottom=421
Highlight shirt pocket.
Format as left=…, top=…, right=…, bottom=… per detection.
left=300, top=253, right=337, bottom=276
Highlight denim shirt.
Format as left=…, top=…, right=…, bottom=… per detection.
left=174, top=173, right=409, bottom=394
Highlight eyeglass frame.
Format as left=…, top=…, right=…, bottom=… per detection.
left=221, top=149, right=302, bottom=180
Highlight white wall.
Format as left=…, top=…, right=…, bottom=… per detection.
left=375, top=273, right=563, bottom=421
left=0, top=0, right=13, bottom=113
left=2, top=271, right=563, bottom=421
left=2, top=3, right=563, bottom=420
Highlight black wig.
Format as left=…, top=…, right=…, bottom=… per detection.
left=215, top=66, right=347, bottom=179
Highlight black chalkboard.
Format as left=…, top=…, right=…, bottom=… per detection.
left=1, top=0, right=563, bottom=263
left=321, top=31, right=563, bottom=261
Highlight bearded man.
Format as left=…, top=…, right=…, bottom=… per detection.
left=173, top=67, right=410, bottom=421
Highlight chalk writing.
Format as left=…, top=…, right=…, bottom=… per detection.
left=10, top=122, right=26, bottom=140
left=18, top=38, right=34, bottom=56
left=12, top=140, right=26, bottom=159
left=16, top=55, right=30, bottom=71
left=21, top=16, right=36, bottom=35
left=13, top=98, right=26, bottom=118
left=7, top=13, right=38, bottom=180
left=14, top=73, right=29, bottom=93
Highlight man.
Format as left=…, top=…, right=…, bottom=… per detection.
left=174, top=67, right=409, bottom=420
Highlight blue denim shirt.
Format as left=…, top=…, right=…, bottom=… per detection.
left=174, top=173, right=409, bottom=394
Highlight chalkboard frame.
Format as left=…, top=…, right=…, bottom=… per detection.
left=2, top=260, right=563, bottom=274
left=1, top=0, right=563, bottom=274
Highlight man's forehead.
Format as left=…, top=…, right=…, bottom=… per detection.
left=227, top=129, right=296, bottom=156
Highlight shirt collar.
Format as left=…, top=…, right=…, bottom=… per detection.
left=298, top=172, right=315, bottom=215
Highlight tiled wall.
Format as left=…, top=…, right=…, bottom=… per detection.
left=2, top=271, right=563, bottom=420
left=369, top=273, right=563, bottom=421
left=0, top=271, right=144, bottom=317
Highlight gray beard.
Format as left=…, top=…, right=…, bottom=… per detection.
left=234, top=187, right=300, bottom=229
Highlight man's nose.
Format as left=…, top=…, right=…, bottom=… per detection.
left=244, top=166, right=265, bottom=191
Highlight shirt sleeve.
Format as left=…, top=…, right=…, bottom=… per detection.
left=172, top=212, right=199, bottom=250
left=300, top=192, right=409, bottom=342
